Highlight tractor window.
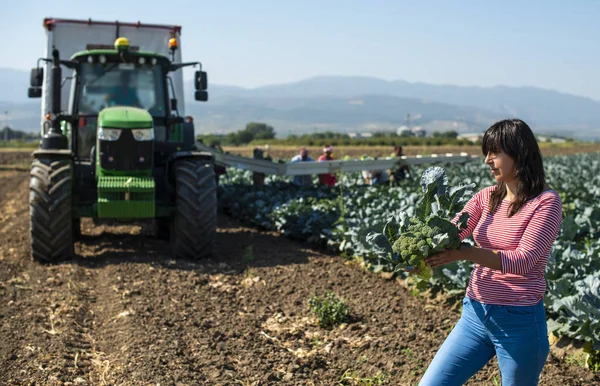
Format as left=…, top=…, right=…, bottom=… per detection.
left=76, top=62, right=167, bottom=117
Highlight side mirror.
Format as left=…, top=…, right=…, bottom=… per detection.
left=195, top=90, right=208, bottom=102
left=194, top=71, right=207, bottom=90
left=28, top=87, right=42, bottom=98
left=30, top=68, right=44, bottom=87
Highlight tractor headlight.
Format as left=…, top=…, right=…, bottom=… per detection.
left=98, top=127, right=122, bottom=141
left=132, top=128, right=154, bottom=141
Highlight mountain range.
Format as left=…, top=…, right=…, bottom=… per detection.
left=2, top=68, right=599, bottom=140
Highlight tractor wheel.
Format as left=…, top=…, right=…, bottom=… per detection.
left=29, top=156, right=74, bottom=263
left=172, top=158, right=217, bottom=260
left=73, top=218, right=81, bottom=241
left=154, top=218, right=171, bottom=240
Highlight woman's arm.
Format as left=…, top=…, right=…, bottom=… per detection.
left=451, top=189, right=484, bottom=241
left=426, top=193, right=563, bottom=274
left=426, top=246, right=502, bottom=271
left=495, top=194, right=562, bottom=275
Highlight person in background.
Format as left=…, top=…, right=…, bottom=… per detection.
left=370, top=169, right=389, bottom=185
left=390, top=145, right=411, bottom=183
left=290, top=147, right=314, bottom=187
left=317, top=145, right=337, bottom=187
left=252, top=147, right=272, bottom=185
left=362, top=169, right=389, bottom=186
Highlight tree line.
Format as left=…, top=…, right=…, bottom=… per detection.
left=197, top=123, right=480, bottom=147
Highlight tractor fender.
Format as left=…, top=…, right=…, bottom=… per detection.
left=32, top=149, right=73, bottom=159
left=165, top=151, right=215, bottom=188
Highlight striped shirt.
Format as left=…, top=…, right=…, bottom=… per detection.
left=453, top=185, right=563, bottom=306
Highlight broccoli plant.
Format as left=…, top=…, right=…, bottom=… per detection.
left=366, top=166, right=475, bottom=280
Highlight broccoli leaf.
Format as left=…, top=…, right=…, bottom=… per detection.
left=430, top=232, right=452, bottom=251
left=455, top=211, right=470, bottom=231
left=430, top=195, right=443, bottom=217
left=420, top=166, right=448, bottom=195
left=416, top=180, right=440, bottom=219
left=416, top=167, right=455, bottom=218
left=416, top=260, right=433, bottom=280
left=366, top=232, right=393, bottom=261
left=383, top=218, right=401, bottom=244
left=446, top=183, right=477, bottom=215
left=560, top=215, right=578, bottom=242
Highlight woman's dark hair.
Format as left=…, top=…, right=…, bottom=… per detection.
left=482, top=118, right=546, bottom=217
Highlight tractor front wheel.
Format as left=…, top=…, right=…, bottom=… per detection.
left=171, top=158, right=217, bottom=260
left=29, top=156, right=74, bottom=263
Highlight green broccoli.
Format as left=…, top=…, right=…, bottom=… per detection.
left=366, top=166, right=473, bottom=283
left=389, top=216, right=465, bottom=280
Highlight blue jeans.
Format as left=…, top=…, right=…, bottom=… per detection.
left=419, top=296, right=550, bottom=386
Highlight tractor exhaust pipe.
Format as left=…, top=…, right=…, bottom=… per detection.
left=51, top=48, right=61, bottom=118
left=41, top=47, right=68, bottom=150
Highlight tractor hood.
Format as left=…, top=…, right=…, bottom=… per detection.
left=98, top=106, right=153, bottom=129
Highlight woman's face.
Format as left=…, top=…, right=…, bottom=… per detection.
left=484, top=150, right=517, bottom=183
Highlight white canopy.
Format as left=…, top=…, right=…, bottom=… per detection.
left=39, top=18, right=186, bottom=126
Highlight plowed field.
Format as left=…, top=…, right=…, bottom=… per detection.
left=0, top=153, right=597, bottom=385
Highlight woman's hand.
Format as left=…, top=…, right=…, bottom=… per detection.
left=425, top=249, right=461, bottom=269
left=403, top=265, right=420, bottom=274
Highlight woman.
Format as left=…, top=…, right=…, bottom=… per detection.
left=418, top=119, right=563, bottom=386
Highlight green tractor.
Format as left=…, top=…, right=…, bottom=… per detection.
left=27, top=36, right=217, bottom=262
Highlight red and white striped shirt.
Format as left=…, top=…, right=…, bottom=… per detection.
left=453, top=185, right=563, bottom=306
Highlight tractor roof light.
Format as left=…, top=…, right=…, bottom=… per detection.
left=114, top=37, right=130, bottom=51
left=168, top=38, right=178, bottom=51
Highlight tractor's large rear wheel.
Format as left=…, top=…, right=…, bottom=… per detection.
left=29, top=156, right=74, bottom=263
left=172, top=158, right=217, bottom=260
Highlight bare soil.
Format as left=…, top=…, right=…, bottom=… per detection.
left=0, top=151, right=32, bottom=169
left=0, top=167, right=597, bottom=385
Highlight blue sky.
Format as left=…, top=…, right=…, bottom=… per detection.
left=2, top=0, right=599, bottom=100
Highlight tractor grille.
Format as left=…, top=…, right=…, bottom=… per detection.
left=97, top=176, right=155, bottom=218
left=99, top=129, right=153, bottom=171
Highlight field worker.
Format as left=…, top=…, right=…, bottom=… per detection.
left=362, top=169, right=389, bottom=186
left=290, top=147, right=314, bottom=187
left=417, top=119, right=563, bottom=386
left=252, top=147, right=272, bottom=185
left=317, top=145, right=336, bottom=187
left=370, top=169, right=389, bottom=185
left=389, top=145, right=411, bottom=183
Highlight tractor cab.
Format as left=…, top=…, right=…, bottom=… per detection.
left=66, top=37, right=207, bottom=165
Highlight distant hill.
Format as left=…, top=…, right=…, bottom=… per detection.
left=185, top=76, right=600, bottom=139
left=2, top=68, right=599, bottom=140
left=198, top=75, right=600, bottom=127
left=183, top=94, right=503, bottom=137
